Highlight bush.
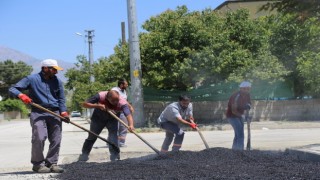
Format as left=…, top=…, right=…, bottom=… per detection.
left=0, top=99, right=29, bottom=115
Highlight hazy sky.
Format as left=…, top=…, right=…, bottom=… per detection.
left=0, top=0, right=225, bottom=64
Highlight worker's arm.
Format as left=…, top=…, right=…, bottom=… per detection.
left=122, top=104, right=134, bottom=131
left=81, top=94, right=105, bottom=111
left=127, top=102, right=134, bottom=114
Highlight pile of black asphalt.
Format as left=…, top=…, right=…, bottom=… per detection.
left=56, top=147, right=320, bottom=180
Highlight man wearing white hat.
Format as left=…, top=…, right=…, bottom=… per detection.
left=225, top=81, right=252, bottom=150
left=9, top=59, right=69, bottom=173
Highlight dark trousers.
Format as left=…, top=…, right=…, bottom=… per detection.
left=30, top=111, right=62, bottom=166
left=160, top=121, right=185, bottom=152
left=81, top=110, right=119, bottom=156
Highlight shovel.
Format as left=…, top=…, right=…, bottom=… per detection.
left=30, top=102, right=120, bottom=153
left=190, top=120, right=209, bottom=149
left=106, top=110, right=160, bottom=154
left=195, top=126, right=210, bottom=149
left=246, top=109, right=251, bottom=151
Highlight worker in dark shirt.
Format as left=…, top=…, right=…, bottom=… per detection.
left=9, top=59, right=69, bottom=173
left=226, top=81, right=251, bottom=150
left=78, top=90, right=134, bottom=162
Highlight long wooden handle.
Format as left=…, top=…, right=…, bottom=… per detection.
left=246, top=122, right=251, bottom=150
left=30, top=102, right=120, bottom=153
left=246, top=110, right=251, bottom=151
left=196, top=127, right=210, bottom=149
left=107, top=110, right=160, bottom=154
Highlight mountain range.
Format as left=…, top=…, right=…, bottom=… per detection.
left=0, top=45, right=74, bottom=82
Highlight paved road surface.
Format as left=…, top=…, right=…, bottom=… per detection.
left=0, top=118, right=320, bottom=178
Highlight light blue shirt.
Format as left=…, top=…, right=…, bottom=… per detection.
left=157, top=102, right=193, bottom=125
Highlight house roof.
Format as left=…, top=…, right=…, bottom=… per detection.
left=215, top=0, right=277, bottom=18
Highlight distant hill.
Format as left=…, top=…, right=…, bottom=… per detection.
left=0, top=45, right=74, bottom=82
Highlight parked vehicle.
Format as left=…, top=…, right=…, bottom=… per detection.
left=71, top=111, right=81, bottom=117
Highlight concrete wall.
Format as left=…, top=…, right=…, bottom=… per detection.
left=0, top=112, right=3, bottom=120
left=144, top=99, right=320, bottom=126
left=0, top=111, right=27, bottom=120
left=2, top=99, right=320, bottom=126
left=3, top=111, right=22, bottom=120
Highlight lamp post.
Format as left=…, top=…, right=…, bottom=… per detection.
left=76, top=30, right=95, bottom=120
left=75, top=30, right=95, bottom=82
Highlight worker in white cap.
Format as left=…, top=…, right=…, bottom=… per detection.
left=9, top=59, right=69, bottom=173
left=225, top=81, right=252, bottom=150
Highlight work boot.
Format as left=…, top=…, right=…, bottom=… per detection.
left=32, top=165, right=51, bottom=173
left=49, top=164, right=64, bottom=173
left=78, top=153, right=89, bottom=161
left=110, top=153, right=120, bottom=162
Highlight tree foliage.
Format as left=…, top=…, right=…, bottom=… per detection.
left=140, top=7, right=288, bottom=90
left=66, top=4, right=320, bottom=100
left=0, top=99, right=29, bottom=115
left=0, top=60, right=32, bottom=99
left=94, top=42, right=131, bottom=83
left=260, top=0, right=320, bottom=21
left=297, top=52, right=320, bottom=96
left=65, top=52, right=130, bottom=110
left=65, top=55, right=106, bottom=110
left=268, top=13, right=320, bottom=97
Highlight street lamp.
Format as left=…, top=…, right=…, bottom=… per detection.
left=75, top=30, right=95, bottom=121
left=75, top=30, right=95, bottom=82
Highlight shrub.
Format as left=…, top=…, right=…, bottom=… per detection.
left=0, top=99, right=29, bottom=115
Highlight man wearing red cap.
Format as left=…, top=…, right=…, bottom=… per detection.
left=9, top=59, right=69, bottom=173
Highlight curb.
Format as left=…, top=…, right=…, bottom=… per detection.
left=285, top=148, right=320, bottom=162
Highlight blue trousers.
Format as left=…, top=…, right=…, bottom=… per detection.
left=30, top=110, right=62, bottom=166
left=160, top=121, right=185, bottom=152
left=228, top=117, right=244, bottom=150
left=118, top=113, right=128, bottom=145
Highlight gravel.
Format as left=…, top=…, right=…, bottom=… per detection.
left=55, top=148, right=320, bottom=180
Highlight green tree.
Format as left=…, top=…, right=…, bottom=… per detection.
left=65, top=55, right=98, bottom=110
left=0, top=99, right=29, bottom=116
left=140, top=6, right=217, bottom=90
left=297, top=52, right=320, bottom=97
left=94, top=42, right=131, bottom=83
left=261, top=0, right=320, bottom=21
left=140, top=7, right=288, bottom=89
left=65, top=53, right=130, bottom=110
left=0, top=60, right=32, bottom=99
left=268, top=14, right=320, bottom=97
left=67, top=6, right=305, bottom=100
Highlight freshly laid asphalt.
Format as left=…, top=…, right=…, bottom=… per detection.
left=0, top=117, right=320, bottom=175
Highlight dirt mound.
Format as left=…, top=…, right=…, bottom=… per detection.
left=56, top=148, right=320, bottom=179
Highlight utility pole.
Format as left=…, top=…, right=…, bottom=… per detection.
left=84, top=30, right=95, bottom=120
left=127, top=0, right=145, bottom=127
left=121, top=22, right=126, bottom=45
left=75, top=30, right=95, bottom=120
left=85, top=30, right=95, bottom=82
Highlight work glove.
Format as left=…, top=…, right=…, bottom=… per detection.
left=18, top=94, right=32, bottom=104
left=189, top=123, right=197, bottom=129
left=241, top=115, right=246, bottom=120
left=61, top=112, right=70, bottom=123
